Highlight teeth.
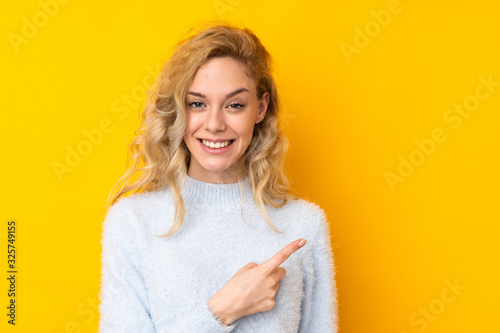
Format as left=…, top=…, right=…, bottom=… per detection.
left=201, top=140, right=231, bottom=149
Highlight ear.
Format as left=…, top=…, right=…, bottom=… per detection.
left=255, top=91, right=269, bottom=124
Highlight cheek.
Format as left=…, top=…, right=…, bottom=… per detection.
left=185, top=114, right=199, bottom=135
left=238, top=122, right=256, bottom=144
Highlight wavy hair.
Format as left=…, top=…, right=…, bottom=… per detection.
left=106, top=22, right=297, bottom=237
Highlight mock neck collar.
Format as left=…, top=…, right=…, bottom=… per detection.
left=180, top=175, right=254, bottom=210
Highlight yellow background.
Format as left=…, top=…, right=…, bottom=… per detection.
left=2, top=0, right=499, bottom=332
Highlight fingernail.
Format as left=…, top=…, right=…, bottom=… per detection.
left=298, top=239, right=307, bottom=247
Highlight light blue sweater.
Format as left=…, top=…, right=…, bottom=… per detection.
left=99, top=175, right=338, bottom=332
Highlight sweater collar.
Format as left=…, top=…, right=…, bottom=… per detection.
left=180, top=175, right=254, bottom=209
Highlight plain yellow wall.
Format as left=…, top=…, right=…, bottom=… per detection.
left=2, top=0, right=499, bottom=332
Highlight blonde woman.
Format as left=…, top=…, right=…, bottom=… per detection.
left=99, top=22, right=338, bottom=332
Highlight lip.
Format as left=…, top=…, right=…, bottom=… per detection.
left=198, top=138, right=233, bottom=143
left=197, top=138, right=235, bottom=154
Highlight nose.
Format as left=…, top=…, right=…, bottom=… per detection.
left=204, top=106, right=226, bottom=132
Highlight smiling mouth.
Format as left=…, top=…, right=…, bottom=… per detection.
left=199, top=139, right=234, bottom=149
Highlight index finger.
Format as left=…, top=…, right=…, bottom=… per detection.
left=260, top=239, right=307, bottom=272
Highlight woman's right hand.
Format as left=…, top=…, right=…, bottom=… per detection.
left=207, top=238, right=307, bottom=325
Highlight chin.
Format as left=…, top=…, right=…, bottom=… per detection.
left=202, top=164, right=232, bottom=173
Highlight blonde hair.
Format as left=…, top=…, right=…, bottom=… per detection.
left=106, top=22, right=296, bottom=237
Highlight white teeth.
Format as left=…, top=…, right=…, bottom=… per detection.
left=201, top=140, right=231, bottom=149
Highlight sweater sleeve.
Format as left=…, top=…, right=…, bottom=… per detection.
left=99, top=199, right=238, bottom=333
left=299, top=209, right=339, bottom=332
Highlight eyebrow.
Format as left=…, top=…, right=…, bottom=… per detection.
left=187, top=88, right=249, bottom=99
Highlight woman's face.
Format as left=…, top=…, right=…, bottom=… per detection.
left=184, top=56, right=269, bottom=183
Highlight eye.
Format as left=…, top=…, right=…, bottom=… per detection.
left=188, top=101, right=204, bottom=109
left=228, top=103, right=245, bottom=109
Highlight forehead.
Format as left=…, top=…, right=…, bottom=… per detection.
left=189, top=57, right=256, bottom=94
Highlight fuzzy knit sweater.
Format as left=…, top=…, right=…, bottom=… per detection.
left=99, top=175, right=338, bottom=332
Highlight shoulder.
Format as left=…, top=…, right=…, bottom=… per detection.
left=104, top=189, right=159, bottom=219
left=102, top=187, right=172, bottom=234
left=286, top=197, right=326, bottom=219
left=276, top=197, right=327, bottom=223
left=110, top=187, right=170, bottom=213
left=268, top=197, right=329, bottom=237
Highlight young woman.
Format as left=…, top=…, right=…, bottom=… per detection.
left=99, top=23, right=338, bottom=332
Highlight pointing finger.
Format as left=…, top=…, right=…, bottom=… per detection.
left=260, top=239, right=307, bottom=273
